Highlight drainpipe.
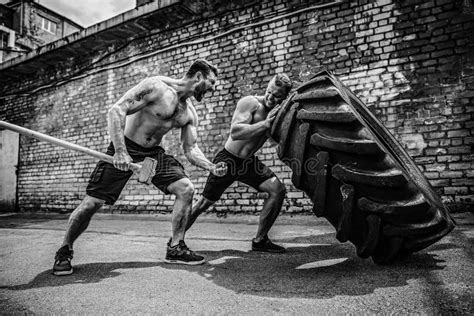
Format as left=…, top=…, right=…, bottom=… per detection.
left=19, top=0, right=23, bottom=35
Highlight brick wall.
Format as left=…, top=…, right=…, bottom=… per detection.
left=0, top=0, right=473, bottom=214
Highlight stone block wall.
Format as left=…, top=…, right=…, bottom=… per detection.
left=0, top=0, right=472, bottom=213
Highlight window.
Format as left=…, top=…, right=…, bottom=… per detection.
left=39, top=16, right=57, bottom=34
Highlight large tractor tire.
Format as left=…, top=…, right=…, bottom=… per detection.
left=271, top=70, right=455, bottom=264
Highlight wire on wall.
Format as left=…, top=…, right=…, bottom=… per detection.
left=0, top=1, right=342, bottom=100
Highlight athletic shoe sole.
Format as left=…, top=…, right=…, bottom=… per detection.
left=164, top=258, right=206, bottom=265
left=53, top=268, right=73, bottom=276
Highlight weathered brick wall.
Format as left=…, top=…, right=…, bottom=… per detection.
left=0, top=0, right=473, bottom=214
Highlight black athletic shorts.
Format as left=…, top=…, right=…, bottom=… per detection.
left=86, top=137, right=188, bottom=205
left=202, top=148, right=275, bottom=202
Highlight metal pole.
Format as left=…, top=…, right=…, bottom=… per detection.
left=0, top=120, right=140, bottom=171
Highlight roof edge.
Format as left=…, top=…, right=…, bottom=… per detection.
left=0, top=0, right=183, bottom=71
left=31, top=1, right=85, bottom=30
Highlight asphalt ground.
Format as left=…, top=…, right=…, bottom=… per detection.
left=0, top=212, right=472, bottom=314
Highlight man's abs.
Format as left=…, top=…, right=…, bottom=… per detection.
left=124, top=110, right=179, bottom=148
left=224, top=137, right=267, bottom=159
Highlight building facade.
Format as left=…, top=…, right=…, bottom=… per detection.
left=0, top=0, right=83, bottom=63
left=0, top=0, right=472, bottom=214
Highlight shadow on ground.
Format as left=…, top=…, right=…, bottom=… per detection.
left=161, top=233, right=449, bottom=299
left=0, top=214, right=69, bottom=229
left=0, top=261, right=161, bottom=290
left=1, top=233, right=451, bottom=299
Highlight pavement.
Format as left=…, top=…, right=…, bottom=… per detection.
left=0, top=211, right=473, bottom=314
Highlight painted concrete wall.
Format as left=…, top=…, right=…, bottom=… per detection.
left=0, top=130, right=19, bottom=212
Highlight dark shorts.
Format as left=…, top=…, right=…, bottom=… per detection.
left=202, top=148, right=275, bottom=202
left=86, top=137, right=188, bottom=205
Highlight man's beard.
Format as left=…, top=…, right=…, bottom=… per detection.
left=194, top=83, right=207, bottom=101
left=265, top=95, right=275, bottom=109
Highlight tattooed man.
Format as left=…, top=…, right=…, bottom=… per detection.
left=53, top=59, right=227, bottom=275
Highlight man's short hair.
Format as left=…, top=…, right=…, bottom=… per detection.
left=273, top=73, right=293, bottom=94
left=186, top=59, right=218, bottom=78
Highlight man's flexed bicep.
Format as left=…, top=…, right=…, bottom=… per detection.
left=230, top=96, right=269, bottom=140
left=181, top=104, right=227, bottom=176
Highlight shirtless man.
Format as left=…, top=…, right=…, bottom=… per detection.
left=53, top=59, right=227, bottom=275
left=186, top=73, right=292, bottom=252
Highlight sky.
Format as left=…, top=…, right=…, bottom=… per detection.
left=38, top=0, right=136, bottom=27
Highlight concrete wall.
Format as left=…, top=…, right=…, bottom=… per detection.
left=62, top=20, right=80, bottom=37
left=2, top=1, right=82, bottom=50
left=0, top=0, right=473, bottom=214
left=0, top=130, right=19, bottom=212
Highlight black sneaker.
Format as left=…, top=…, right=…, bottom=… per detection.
left=165, top=240, right=205, bottom=265
left=252, top=235, right=286, bottom=253
left=53, top=245, right=74, bottom=276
